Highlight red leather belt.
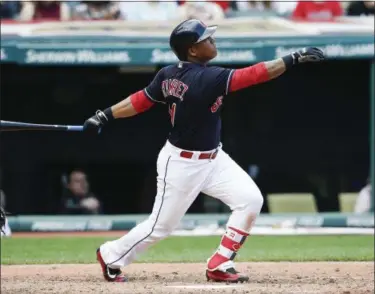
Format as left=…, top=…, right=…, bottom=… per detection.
left=180, top=149, right=218, bottom=160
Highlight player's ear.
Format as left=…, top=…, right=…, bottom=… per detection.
left=188, top=45, right=198, bottom=58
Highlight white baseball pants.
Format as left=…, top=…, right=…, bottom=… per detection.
left=100, top=140, right=263, bottom=269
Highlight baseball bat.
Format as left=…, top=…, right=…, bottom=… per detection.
left=0, top=120, right=84, bottom=132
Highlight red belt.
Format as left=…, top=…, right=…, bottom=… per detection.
left=180, top=149, right=218, bottom=160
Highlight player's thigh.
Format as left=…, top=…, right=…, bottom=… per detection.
left=202, top=150, right=263, bottom=210
left=151, top=152, right=208, bottom=232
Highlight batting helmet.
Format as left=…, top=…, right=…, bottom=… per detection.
left=169, top=19, right=217, bottom=61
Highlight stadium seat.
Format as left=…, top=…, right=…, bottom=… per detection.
left=225, top=10, right=278, bottom=18
left=268, top=193, right=317, bottom=213
left=339, top=193, right=357, bottom=213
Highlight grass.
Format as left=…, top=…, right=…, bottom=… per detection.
left=1, top=235, right=374, bottom=265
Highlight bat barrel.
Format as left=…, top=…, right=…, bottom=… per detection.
left=0, top=120, right=83, bottom=132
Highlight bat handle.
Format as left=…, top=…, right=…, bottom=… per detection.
left=67, top=125, right=84, bottom=132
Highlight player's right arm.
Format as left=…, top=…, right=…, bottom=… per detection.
left=203, top=47, right=324, bottom=101
left=83, top=69, right=165, bottom=131
left=228, top=47, right=325, bottom=93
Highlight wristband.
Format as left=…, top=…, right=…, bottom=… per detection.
left=282, top=54, right=295, bottom=70
left=103, top=107, right=115, bottom=121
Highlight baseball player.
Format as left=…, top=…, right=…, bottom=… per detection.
left=83, top=19, right=325, bottom=283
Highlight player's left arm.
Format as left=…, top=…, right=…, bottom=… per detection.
left=109, top=69, right=168, bottom=118
left=83, top=69, right=165, bottom=131
left=229, top=47, right=325, bottom=93
left=106, top=90, right=154, bottom=119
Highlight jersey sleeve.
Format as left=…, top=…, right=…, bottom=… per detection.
left=143, top=68, right=166, bottom=104
left=203, top=66, right=234, bottom=98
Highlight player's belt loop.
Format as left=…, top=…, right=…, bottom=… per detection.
left=209, top=149, right=218, bottom=160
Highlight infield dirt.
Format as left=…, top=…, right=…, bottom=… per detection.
left=1, top=262, right=373, bottom=294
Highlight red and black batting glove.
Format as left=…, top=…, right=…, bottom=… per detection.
left=282, top=47, right=325, bottom=69
left=83, top=109, right=114, bottom=133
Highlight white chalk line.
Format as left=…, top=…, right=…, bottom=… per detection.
left=165, top=284, right=245, bottom=290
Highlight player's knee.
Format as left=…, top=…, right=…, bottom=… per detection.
left=248, top=189, right=264, bottom=213
left=229, top=189, right=263, bottom=231
left=240, top=187, right=264, bottom=214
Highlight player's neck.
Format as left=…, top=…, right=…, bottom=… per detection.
left=186, top=56, right=208, bottom=65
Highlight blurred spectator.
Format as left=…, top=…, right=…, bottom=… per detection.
left=354, top=180, right=372, bottom=214
left=119, top=1, right=178, bottom=21
left=272, top=1, right=298, bottom=16
left=211, top=1, right=230, bottom=12
left=179, top=1, right=230, bottom=12
left=0, top=1, right=20, bottom=19
left=236, top=1, right=274, bottom=12
left=72, top=1, right=120, bottom=20
left=292, top=1, right=343, bottom=21
left=0, top=189, right=12, bottom=237
left=228, top=1, right=297, bottom=17
left=61, top=170, right=102, bottom=214
left=347, top=1, right=375, bottom=16
left=19, top=1, right=70, bottom=21
left=177, top=1, right=225, bottom=21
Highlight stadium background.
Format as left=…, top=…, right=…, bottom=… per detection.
left=0, top=0, right=374, bottom=220
left=0, top=59, right=372, bottom=215
left=0, top=2, right=374, bottom=293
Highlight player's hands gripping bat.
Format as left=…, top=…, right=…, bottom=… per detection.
left=282, top=47, right=325, bottom=69
left=83, top=110, right=110, bottom=133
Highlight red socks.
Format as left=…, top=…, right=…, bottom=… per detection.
left=207, top=227, right=249, bottom=270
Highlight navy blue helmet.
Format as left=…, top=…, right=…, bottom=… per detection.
left=169, top=19, right=217, bottom=61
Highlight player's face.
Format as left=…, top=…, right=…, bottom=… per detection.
left=190, top=36, right=217, bottom=63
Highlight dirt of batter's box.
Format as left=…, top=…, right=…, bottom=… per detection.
left=1, top=262, right=373, bottom=294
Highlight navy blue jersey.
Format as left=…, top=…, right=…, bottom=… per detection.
left=143, top=62, right=234, bottom=151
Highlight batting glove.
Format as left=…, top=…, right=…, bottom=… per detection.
left=83, top=109, right=112, bottom=133
left=282, top=47, right=325, bottom=69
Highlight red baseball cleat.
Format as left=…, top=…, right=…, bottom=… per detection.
left=206, top=267, right=249, bottom=283
left=96, top=248, right=128, bottom=282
